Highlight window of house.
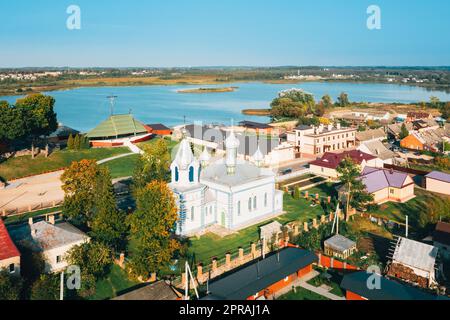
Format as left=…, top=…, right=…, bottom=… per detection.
left=210, top=206, right=213, bottom=215
left=248, top=198, right=252, bottom=211
left=189, top=166, right=194, bottom=182
left=237, top=201, right=241, bottom=216
left=390, top=189, right=394, bottom=194
left=9, top=264, right=15, bottom=273
left=191, top=207, right=195, bottom=220
left=56, top=256, right=62, bottom=264
left=321, top=167, right=324, bottom=173
left=264, top=193, right=268, bottom=207
left=253, top=196, right=257, bottom=210
left=175, top=167, right=179, bottom=182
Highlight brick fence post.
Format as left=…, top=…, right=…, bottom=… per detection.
left=321, top=215, right=326, bottom=224
left=212, top=259, right=218, bottom=273
left=305, top=191, right=309, bottom=199
left=238, top=248, right=244, bottom=262
left=303, top=222, right=309, bottom=232
left=330, top=258, right=334, bottom=269
left=313, top=218, right=318, bottom=229
left=327, top=196, right=331, bottom=204
left=251, top=243, right=256, bottom=257
left=197, top=264, right=203, bottom=280
left=225, top=254, right=231, bottom=268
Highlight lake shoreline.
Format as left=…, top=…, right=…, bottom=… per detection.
left=2, top=77, right=450, bottom=98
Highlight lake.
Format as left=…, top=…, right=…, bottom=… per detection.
left=2, top=82, right=450, bottom=132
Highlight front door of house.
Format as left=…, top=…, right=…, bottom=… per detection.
left=221, top=212, right=226, bottom=227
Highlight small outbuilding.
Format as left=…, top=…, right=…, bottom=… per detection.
left=386, top=237, right=439, bottom=288
left=259, top=221, right=282, bottom=241
left=425, top=171, right=450, bottom=196
left=324, top=234, right=357, bottom=259
left=112, top=281, right=181, bottom=300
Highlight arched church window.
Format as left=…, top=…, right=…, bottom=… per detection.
left=175, top=166, right=179, bottom=182
left=189, top=166, right=194, bottom=182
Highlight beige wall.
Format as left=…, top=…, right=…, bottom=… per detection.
left=43, top=238, right=90, bottom=273
left=310, top=165, right=338, bottom=179
left=0, top=256, right=20, bottom=276
left=372, top=184, right=415, bottom=204
left=426, top=178, right=450, bottom=196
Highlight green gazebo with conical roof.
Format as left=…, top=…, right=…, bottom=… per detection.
left=86, top=114, right=148, bottom=140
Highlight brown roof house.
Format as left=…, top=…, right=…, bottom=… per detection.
left=433, top=221, right=450, bottom=261
left=309, top=150, right=381, bottom=179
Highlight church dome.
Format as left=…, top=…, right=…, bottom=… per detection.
left=174, top=139, right=194, bottom=169
left=225, top=130, right=240, bottom=149
left=199, top=147, right=211, bottom=162
left=253, top=145, right=264, bottom=162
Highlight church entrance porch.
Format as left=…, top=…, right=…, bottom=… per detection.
left=192, top=224, right=237, bottom=238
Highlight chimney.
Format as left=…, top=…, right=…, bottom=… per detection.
left=28, top=217, right=33, bottom=226
left=48, top=215, right=55, bottom=225
left=337, top=123, right=341, bottom=130
left=328, top=124, right=333, bottom=131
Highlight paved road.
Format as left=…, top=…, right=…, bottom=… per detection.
left=96, top=152, right=135, bottom=165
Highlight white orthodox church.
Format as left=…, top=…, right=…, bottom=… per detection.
left=169, top=130, right=284, bottom=236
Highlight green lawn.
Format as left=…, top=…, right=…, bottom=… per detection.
left=101, top=137, right=179, bottom=179
left=307, top=274, right=344, bottom=297
left=304, top=182, right=339, bottom=198
left=89, top=264, right=139, bottom=300
left=370, top=189, right=450, bottom=227
left=277, top=287, right=329, bottom=300
left=187, top=193, right=326, bottom=264
left=0, top=147, right=129, bottom=180
left=100, top=154, right=140, bottom=179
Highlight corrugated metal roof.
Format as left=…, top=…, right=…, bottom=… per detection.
left=86, top=114, right=148, bottom=139
left=341, top=271, right=447, bottom=300
left=324, top=234, right=356, bottom=252
left=203, top=247, right=318, bottom=300
left=392, top=237, right=438, bottom=273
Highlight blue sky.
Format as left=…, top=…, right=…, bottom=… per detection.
left=0, top=0, right=449, bottom=67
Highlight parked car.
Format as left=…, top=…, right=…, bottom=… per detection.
left=281, top=168, right=293, bottom=175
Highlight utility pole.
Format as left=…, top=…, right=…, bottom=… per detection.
left=60, top=271, right=64, bottom=301
left=184, top=261, right=199, bottom=300
left=107, top=94, right=118, bottom=116
left=405, top=215, right=409, bottom=238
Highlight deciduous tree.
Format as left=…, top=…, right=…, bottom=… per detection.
left=91, top=168, right=128, bottom=251
left=133, top=138, right=171, bottom=191
left=15, top=94, right=57, bottom=158
left=0, top=270, right=22, bottom=300
left=127, top=181, right=180, bottom=279
left=336, top=157, right=373, bottom=217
